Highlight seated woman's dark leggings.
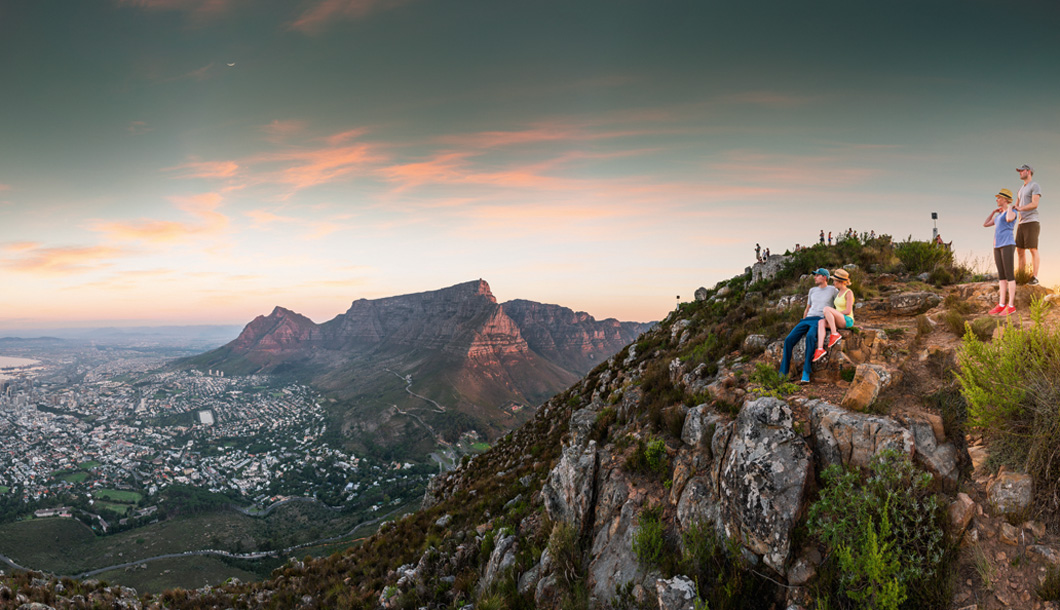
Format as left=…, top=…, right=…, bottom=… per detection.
left=994, top=245, right=1016, bottom=281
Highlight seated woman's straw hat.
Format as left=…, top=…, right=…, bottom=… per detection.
left=832, top=268, right=851, bottom=282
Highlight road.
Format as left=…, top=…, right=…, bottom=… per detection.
left=70, top=504, right=410, bottom=579
left=386, top=369, right=446, bottom=413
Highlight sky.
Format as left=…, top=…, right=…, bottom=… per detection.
left=2, top=0, right=1059, bottom=329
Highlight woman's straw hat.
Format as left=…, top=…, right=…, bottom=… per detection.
left=997, top=188, right=1014, bottom=201
left=832, top=268, right=851, bottom=282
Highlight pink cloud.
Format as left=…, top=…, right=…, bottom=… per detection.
left=249, top=144, right=387, bottom=190
left=90, top=192, right=228, bottom=244
left=324, top=128, right=370, bottom=146
left=290, top=0, right=413, bottom=33
left=117, top=0, right=236, bottom=18
left=0, top=244, right=124, bottom=275
left=166, top=159, right=240, bottom=179
left=0, top=184, right=9, bottom=192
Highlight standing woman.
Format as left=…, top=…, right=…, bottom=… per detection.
left=812, top=269, right=855, bottom=363
left=984, top=188, right=1019, bottom=315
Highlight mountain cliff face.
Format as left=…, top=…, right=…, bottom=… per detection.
left=184, top=280, right=652, bottom=453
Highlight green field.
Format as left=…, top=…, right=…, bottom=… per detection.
left=0, top=486, right=9, bottom=494
left=470, top=442, right=491, bottom=452
left=95, top=501, right=132, bottom=515
left=0, top=501, right=377, bottom=580
left=78, top=460, right=102, bottom=469
left=59, top=472, right=89, bottom=483
left=92, top=489, right=143, bottom=503
left=95, top=555, right=262, bottom=594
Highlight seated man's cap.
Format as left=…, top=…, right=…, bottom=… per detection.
left=814, top=268, right=830, bottom=278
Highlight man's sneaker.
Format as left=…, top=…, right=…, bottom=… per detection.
left=827, top=333, right=842, bottom=349
left=1030, top=277, right=1040, bottom=285
left=812, top=348, right=828, bottom=363
left=987, top=304, right=1005, bottom=316
left=1002, top=305, right=1017, bottom=316
left=798, top=376, right=811, bottom=385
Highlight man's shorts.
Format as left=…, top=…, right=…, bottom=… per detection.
left=1016, top=221, right=1040, bottom=249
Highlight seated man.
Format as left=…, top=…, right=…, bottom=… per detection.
left=779, top=268, right=839, bottom=384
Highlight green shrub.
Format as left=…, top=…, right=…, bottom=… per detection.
left=915, top=315, right=933, bottom=339
left=748, top=362, right=798, bottom=398
left=956, top=297, right=1060, bottom=511
left=894, top=238, right=954, bottom=275
left=592, top=407, right=617, bottom=443
left=840, top=367, right=856, bottom=383
left=943, top=294, right=975, bottom=315
left=679, top=520, right=776, bottom=610
left=808, top=450, right=952, bottom=610
left=631, top=506, right=665, bottom=568
left=1039, top=564, right=1060, bottom=601
left=941, top=310, right=966, bottom=337
left=967, top=316, right=997, bottom=341
left=1015, top=266, right=1034, bottom=286
left=548, top=521, right=586, bottom=608
left=626, top=436, right=670, bottom=476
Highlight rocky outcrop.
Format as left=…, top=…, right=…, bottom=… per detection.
left=717, top=398, right=811, bottom=572
left=840, top=363, right=896, bottom=411
left=655, top=576, right=698, bottom=610
left=542, top=441, right=599, bottom=534
left=808, top=400, right=913, bottom=470
left=752, top=255, right=792, bottom=283
left=587, top=463, right=647, bottom=603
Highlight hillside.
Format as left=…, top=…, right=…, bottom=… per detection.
left=6, top=236, right=1060, bottom=610
left=181, top=280, right=651, bottom=457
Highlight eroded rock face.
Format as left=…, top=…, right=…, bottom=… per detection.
left=717, top=397, right=812, bottom=573
left=906, top=416, right=959, bottom=491
left=808, top=400, right=913, bottom=470
left=681, top=405, right=726, bottom=451
left=752, top=255, right=792, bottom=283
left=840, top=364, right=896, bottom=411
left=541, top=441, right=598, bottom=533
left=480, top=532, right=517, bottom=593
left=587, top=464, right=646, bottom=604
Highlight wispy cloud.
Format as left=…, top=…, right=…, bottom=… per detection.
left=248, top=144, right=387, bottom=190
left=0, top=244, right=125, bottom=275
left=290, top=0, right=413, bottom=33
left=166, top=159, right=240, bottom=179
left=0, top=184, right=9, bottom=192
left=260, top=119, right=308, bottom=143
left=90, top=192, right=229, bottom=244
left=128, top=120, right=152, bottom=135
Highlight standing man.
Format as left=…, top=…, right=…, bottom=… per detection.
left=819, top=230, right=825, bottom=245
left=755, top=243, right=762, bottom=262
left=779, top=269, right=839, bottom=384
left=1014, top=164, right=1042, bottom=285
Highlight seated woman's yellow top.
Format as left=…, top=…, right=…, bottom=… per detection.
left=834, top=288, right=854, bottom=319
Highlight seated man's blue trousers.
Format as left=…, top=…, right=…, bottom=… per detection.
left=779, top=316, right=822, bottom=380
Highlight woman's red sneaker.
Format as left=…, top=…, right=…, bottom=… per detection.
left=987, top=304, right=1005, bottom=316
left=827, top=333, right=842, bottom=349
left=812, top=348, right=828, bottom=363
left=1002, top=305, right=1016, bottom=316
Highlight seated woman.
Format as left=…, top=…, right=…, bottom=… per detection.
left=812, top=268, right=854, bottom=363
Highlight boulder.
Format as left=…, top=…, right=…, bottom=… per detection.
left=1015, top=284, right=1056, bottom=309
left=787, top=556, right=817, bottom=586
left=676, top=476, right=721, bottom=533
left=987, top=471, right=1033, bottom=519
left=517, top=561, right=541, bottom=596
left=717, top=398, right=812, bottom=572
left=541, top=441, right=598, bottom=533
left=655, top=575, right=698, bottom=610
left=808, top=400, right=914, bottom=470
left=1029, top=545, right=1060, bottom=565
left=840, top=364, right=891, bottom=411
left=587, top=496, right=645, bottom=603
left=948, top=493, right=976, bottom=535
left=889, top=291, right=942, bottom=315
left=694, top=287, right=709, bottom=301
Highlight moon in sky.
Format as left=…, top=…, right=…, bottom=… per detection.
left=227, top=62, right=236, bottom=67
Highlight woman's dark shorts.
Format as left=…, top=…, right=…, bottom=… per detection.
left=994, top=245, right=1016, bottom=281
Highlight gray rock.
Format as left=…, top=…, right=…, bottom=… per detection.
left=1029, top=545, right=1060, bottom=565
left=889, top=291, right=942, bottom=315
left=906, top=416, right=959, bottom=491
left=569, top=408, right=598, bottom=448
left=917, top=271, right=932, bottom=282
left=535, top=574, right=558, bottom=608
left=742, top=334, right=770, bottom=352
left=517, top=561, right=542, bottom=596
left=752, top=255, right=792, bottom=283
left=694, top=287, right=709, bottom=301
left=655, top=575, right=698, bottom=610
left=987, top=472, right=1033, bottom=519
left=808, top=400, right=914, bottom=470
left=717, top=397, right=811, bottom=572
left=434, top=514, right=452, bottom=528
left=480, top=532, right=518, bottom=592
left=787, top=556, right=817, bottom=586
left=671, top=319, right=692, bottom=343
left=680, top=404, right=725, bottom=450
left=541, top=441, right=598, bottom=533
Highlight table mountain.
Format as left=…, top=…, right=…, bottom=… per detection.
left=182, top=280, right=651, bottom=455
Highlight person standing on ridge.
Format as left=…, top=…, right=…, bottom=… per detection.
left=756, top=243, right=762, bottom=262
left=984, top=188, right=1019, bottom=315
left=820, top=230, right=825, bottom=244
left=1014, top=164, right=1042, bottom=285
left=828, top=231, right=832, bottom=246
left=779, top=269, right=838, bottom=384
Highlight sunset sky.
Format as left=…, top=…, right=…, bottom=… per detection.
left=2, top=0, right=1059, bottom=329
